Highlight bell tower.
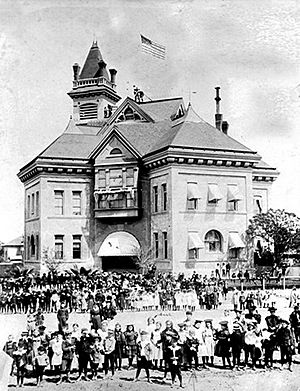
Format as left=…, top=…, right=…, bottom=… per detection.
left=68, top=41, right=121, bottom=123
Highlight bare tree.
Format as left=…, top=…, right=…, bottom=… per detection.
left=42, top=247, right=63, bottom=274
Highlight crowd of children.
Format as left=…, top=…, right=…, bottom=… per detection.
left=3, top=300, right=300, bottom=388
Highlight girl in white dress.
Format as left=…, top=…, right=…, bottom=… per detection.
left=52, top=334, right=63, bottom=380
left=203, top=319, right=216, bottom=366
left=194, top=321, right=208, bottom=368
left=150, top=321, right=163, bottom=369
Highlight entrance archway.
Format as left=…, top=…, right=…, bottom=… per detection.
left=97, top=231, right=140, bottom=272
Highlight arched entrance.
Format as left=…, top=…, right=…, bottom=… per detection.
left=98, top=231, right=140, bottom=272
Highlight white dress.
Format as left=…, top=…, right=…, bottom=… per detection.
left=203, top=328, right=215, bottom=357
left=195, top=328, right=208, bottom=357
left=52, top=339, right=63, bottom=366
left=151, top=329, right=163, bottom=361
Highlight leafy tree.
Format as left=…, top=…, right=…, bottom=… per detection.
left=246, top=209, right=300, bottom=265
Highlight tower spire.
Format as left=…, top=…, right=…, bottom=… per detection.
left=68, top=42, right=121, bottom=123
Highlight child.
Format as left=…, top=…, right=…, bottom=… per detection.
left=103, top=329, right=116, bottom=378
left=52, top=333, right=63, bottom=381
left=90, top=336, right=103, bottom=380
left=203, top=319, right=215, bottom=367
left=215, top=321, right=232, bottom=369
left=186, top=329, right=199, bottom=370
left=34, top=346, right=49, bottom=386
left=27, top=308, right=36, bottom=336
left=3, top=334, right=17, bottom=375
left=124, top=324, right=138, bottom=369
left=114, top=323, right=125, bottom=371
left=13, top=340, right=28, bottom=387
left=151, top=321, right=163, bottom=370
left=57, top=331, right=75, bottom=384
left=134, top=330, right=153, bottom=383
left=166, top=337, right=184, bottom=388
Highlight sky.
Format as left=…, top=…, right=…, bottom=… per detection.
left=0, top=0, right=299, bottom=242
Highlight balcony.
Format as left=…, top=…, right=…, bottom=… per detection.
left=72, top=77, right=116, bottom=90
left=94, top=189, right=139, bottom=219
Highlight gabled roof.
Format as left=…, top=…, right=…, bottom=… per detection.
left=21, top=99, right=263, bottom=173
left=90, top=126, right=141, bottom=160
left=3, top=236, right=24, bottom=247
left=137, top=97, right=183, bottom=121
left=101, top=97, right=155, bottom=128
left=79, top=41, right=109, bottom=80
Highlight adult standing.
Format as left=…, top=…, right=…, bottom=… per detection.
left=57, top=302, right=69, bottom=334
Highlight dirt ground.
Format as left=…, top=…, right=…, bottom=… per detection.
left=2, top=290, right=300, bottom=391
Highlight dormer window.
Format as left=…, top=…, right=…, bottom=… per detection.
left=172, top=104, right=185, bottom=120
left=116, top=105, right=143, bottom=122
left=110, top=148, right=122, bottom=155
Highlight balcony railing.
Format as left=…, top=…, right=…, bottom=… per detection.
left=73, top=77, right=116, bottom=90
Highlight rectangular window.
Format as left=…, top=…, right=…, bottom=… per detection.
left=126, top=168, right=134, bottom=187
left=36, top=234, right=39, bottom=259
left=188, top=248, right=199, bottom=259
left=154, top=232, right=159, bottom=258
left=161, top=184, right=167, bottom=211
left=163, top=231, right=168, bottom=259
left=229, top=248, right=240, bottom=259
left=54, top=190, right=64, bottom=215
left=73, top=235, right=82, bottom=259
left=31, top=193, right=35, bottom=215
left=36, top=191, right=39, bottom=216
left=109, top=168, right=123, bottom=187
left=54, top=235, right=64, bottom=259
left=153, top=186, right=158, bottom=212
left=27, top=195, right=31, bottom=218
left=72, top=191, right=82, bottom=215
left=254, top=197, right=262, bottom=214
left=187, top=199, right=198, bottom=210
left=98, top=170, right=106, bottom=188
left=228, top=200, right=238, bottom=211
left=27, top=236, right=30, bottom=259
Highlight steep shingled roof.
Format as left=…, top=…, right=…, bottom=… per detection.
left=34, top=101, right=260, bottom=164
left=137, top=97, right=183, bottom=121
left=148, top=105, right=255, bottom=155
left=40, top=133, right=100, bottom=159
left=79, top=42, right=109, bottom=80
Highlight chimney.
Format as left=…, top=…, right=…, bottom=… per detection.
left=214, top=86, right=223, bottom=130
left=98, top=60, right=107, bottom=77
left=109, top=69, right=117, bottom=84
left=72, top=63, right=81, bottom=81
left=221, top=121, right=229, bottom=135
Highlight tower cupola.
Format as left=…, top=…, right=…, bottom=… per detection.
left=68, top=41, right=121, bottom=123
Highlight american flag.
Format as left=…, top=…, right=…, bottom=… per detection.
left=140, top=34, right=166, bottom=60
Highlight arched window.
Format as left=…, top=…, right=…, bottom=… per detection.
left=124, top=107, right=134, bottom=120
left=204, top=230, right=222, bottom=252
left=110, top=148, right=122, bottom=155
left=30, top=234, right=35, bottom=258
